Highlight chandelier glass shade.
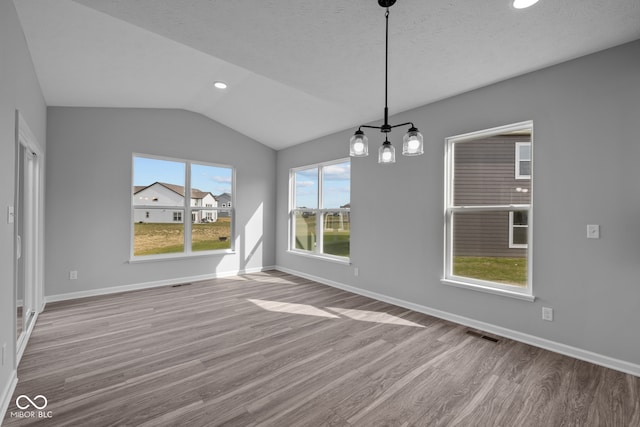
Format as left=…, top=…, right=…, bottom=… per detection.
left=378, top=137, right=396, bottom=164
left=349, top=0, right=424, bottom=164
left=349, top=130, right=369, bottom=157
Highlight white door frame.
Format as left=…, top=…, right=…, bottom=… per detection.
left=15, top=111, right=45, bottom=364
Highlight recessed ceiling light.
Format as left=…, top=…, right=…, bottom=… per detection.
left=213, top=81, right=228, bottom=90
left=512, top=0, right=539, bottom=9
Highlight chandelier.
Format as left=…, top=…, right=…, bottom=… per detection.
left=349, top=0, right=424, bottom=164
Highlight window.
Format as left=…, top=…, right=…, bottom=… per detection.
left=515, top=142, right=531, bottom=179
left=290, top=159, right=350, bottom=260
left=132, top=154, right=234, bottom=258
left=444, top=122, right=533, bottom=300
left=509, top=211, right=528, bottom=248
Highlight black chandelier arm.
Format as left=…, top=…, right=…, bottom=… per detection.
left=388, top=122, right=416, bottom=130
left=356, top=122, right=416, bottom=132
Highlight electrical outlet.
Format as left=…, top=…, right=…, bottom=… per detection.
left=542, top=307, right=553, bottom=321
left=354, top=267, right=359, bottom=277
left=69, top=270, right=78, bottom=280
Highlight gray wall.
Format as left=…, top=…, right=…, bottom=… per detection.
left=45, top=107, right=276, bottom=297
left=0, top=0, right=47, bottom=405
left=276, top=40, right=640, bottom=367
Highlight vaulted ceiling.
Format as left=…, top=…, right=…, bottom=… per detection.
left=13, top=0, right=640, bottom=150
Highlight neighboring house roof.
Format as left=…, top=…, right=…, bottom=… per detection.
left=134, top=182, right=216, bottom=200
left=340, top=203, right=350, bottom=209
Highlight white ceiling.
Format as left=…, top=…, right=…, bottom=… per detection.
left=13, top=0, right=640, bottom=150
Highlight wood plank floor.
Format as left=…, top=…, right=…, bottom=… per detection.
left=3, top=271, right=639, bottom=426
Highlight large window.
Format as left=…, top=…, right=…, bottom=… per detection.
left=290, top=159, right=350, bottom=260
left=132, top=154, right=234, bottom=258
left=444, top=122, right=533, bottom=300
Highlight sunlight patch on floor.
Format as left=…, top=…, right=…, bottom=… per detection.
left=327, top=307, right=425, bottom=328
left=248, top=299, right=339, bottom=318
left=248, top=299, right=424, bottom=327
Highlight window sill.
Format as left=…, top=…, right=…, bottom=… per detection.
left=129, top=249, right=235, bottom=264
left=441, top=278, right=535, bottom=302
left=287, top=250, right=350, bottom=265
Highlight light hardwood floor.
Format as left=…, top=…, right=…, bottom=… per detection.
left=3, top=271, right=639, bottom=426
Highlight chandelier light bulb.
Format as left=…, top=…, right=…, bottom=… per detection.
left=353, top=141, right=365, bottom=154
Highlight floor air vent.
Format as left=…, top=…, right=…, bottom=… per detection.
left=172, top=283, right=192, bottom=288
left=466, top=330, right=500, bottom=343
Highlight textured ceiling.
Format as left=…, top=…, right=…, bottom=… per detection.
left=13, top=0, right=640, bottom=150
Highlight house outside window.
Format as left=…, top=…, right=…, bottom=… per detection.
left=290, top=159, right=350, bottom=261
left=132, top=154, right=234, bottom=259
left=443, top=121, right=533, bottom=300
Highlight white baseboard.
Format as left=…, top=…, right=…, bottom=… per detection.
left=0, top=370, right=18, bottom=424
left=275, top=266, right=640, bottom=378
left=45, top=265, right=276, bottom=304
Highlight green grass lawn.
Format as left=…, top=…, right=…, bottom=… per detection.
left=134, top=219, right=231, bottom=256
left=453, top=256, right=527, bottom=287
left=294, top=214, right=350, bottom=257
left=322, top=231, right=350, bottom=257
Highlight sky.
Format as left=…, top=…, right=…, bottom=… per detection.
left=295, top=161, right=350, bottom=209
left=133, top=156, right=232, bottom=196
left=134, top=156, right=350, bottom=207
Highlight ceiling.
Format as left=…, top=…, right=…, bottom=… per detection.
left=13, top=0, right=640, bottom=150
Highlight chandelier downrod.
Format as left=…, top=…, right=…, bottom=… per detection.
left=383, top=8, right=390, bottom=132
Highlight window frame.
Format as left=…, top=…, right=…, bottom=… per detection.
left=289, top=158, right=350, bottom=263
left=443, top=121, right=534, bottom=301
left=515, top=142, right=531, bottom=179
left=131, top=153, right=236, bottom=261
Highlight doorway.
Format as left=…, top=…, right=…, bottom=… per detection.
left=15, top=112, right=44, bottom=363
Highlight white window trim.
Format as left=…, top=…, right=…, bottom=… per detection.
left=509, top=211, right=528, bottom=249
left=289, top=158, right=350, bottom=262
left=443, top=121, right=534, bottom=301
left=131, top=153, right=236, bottom=261
left=515, top=142, right=531, bottom=180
